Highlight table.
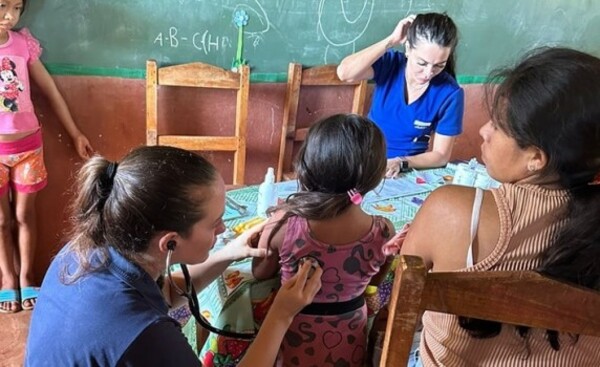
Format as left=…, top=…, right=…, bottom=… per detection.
left=223, top=166, right=455, bottom=230
left=183, top=163, right=496, bottom=366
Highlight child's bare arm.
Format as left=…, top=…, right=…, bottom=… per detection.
left=252, top=211, right=287, bottom=280
left=369, top=218, right=399, bottom=286
left=28, top=60, right=93, bottom=159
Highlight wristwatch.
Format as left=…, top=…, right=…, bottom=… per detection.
left=398, top=158, right=410, bottom=172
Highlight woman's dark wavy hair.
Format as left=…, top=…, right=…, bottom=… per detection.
left=267, top=113, right=386, bottom=242
left=62, top=146, right=218, bottom=282
left=406, top=12, right=459, bottom=79
left=459, top=47, right=600, bottom=352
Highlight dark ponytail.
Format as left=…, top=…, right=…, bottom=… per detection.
left=63, top=146, right=218, bottom=283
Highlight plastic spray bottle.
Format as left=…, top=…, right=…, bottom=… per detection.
left=257, top=167, right=277, bottom=217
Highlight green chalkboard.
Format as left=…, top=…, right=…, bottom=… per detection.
left=20, top=0, right=600, bottom=81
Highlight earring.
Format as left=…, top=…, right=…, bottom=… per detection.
left=527, top=162, right=538, bottom=172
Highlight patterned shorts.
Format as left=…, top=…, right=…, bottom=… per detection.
left=0, top=129, right=47, bottom=196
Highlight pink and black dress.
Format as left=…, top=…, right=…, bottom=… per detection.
left=277, top=215, right=392, bottom=367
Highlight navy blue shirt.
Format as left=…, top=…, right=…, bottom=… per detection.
left=370, top=50, right=464, bottom=159
left=25, top=246, right=200, bottom=366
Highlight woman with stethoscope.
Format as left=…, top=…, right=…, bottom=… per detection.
left=25, top=145, right=322, bottom=366
left=337, top=13, right=464, bottom=177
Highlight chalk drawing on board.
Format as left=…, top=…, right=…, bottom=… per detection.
left=317, top=0, right=375, bottom=64
left=232, top=1, right=271, bottom=48
left=152, top=27, right=232, bottom=56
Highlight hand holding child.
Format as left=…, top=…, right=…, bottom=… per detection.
left=382, top=223, right=411, bottom=256
left=237, top=261, right=322, bottom=367
left=223, top=220, right=268, bottom=261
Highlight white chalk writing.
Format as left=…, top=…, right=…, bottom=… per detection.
left=153, top=26, right=232, bottom=54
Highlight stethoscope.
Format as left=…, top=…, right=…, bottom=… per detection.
left=165, top=243, right=257, bottom=340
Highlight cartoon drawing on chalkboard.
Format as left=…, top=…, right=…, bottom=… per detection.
left=0, top=57, right=24, bottom=113
left=317, top=0, right=375, bottom=63
left=232, top=1, right=270, bottom=48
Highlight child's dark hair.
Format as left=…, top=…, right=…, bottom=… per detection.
left=406, top=12, right=459, bottom=79
left=20, top=0, right=27, bottom=14
left=266, top=114, right=386, bottom=240
left=63, top=145, right=218, bottom=282
left=460, top=47, right=600, bottom=351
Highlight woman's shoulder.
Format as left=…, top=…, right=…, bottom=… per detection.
left=427, top=73, right=463, bottom=110
left=411, top=185, right=493, bottom=238
left=385, top=49, right=407, bottom=61
left=425, top=184, right=479, bottom=207
left=498, top=182, right=569, bottom=198
left=374, top=49, right=407, bottom=78
left=491, top=183, right=570, bottom=217
left=401, top=185, right=497, bottom=267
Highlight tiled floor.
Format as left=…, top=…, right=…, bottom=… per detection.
left=0, top=311, right=30, bottom=367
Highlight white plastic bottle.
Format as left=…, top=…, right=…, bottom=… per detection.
left=256, top=167, right=277, bottom=217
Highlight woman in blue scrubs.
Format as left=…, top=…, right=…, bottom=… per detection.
left=338, top=13, right=464, bottom=177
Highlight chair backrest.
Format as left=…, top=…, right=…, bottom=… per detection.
left=380, top=255, right=600, bottom=366
left=276, top=63, right=368, bottom=181
left=146, top=60, right=250, bottom=185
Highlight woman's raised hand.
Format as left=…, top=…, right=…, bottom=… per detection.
left=387, top=14, right=416, bottom=48
left=223, top=220, right=268, bottom=261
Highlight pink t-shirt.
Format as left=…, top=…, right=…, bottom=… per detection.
left=0, top=28, right=42, bottom=134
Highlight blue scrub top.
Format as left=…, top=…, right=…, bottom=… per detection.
left=369, top=50, right=464, bottom=159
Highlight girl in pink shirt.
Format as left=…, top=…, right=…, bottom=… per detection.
left=0, top=0, right=93, bottom=314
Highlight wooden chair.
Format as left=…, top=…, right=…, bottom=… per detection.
left=276, top=63, right=368, bottom=181
left=379, top=255, right=600, bottom=366
left=146, top=60, right=250, bottom=185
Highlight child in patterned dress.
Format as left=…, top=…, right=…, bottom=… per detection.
left=253, top=113, right=400, bottom=366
